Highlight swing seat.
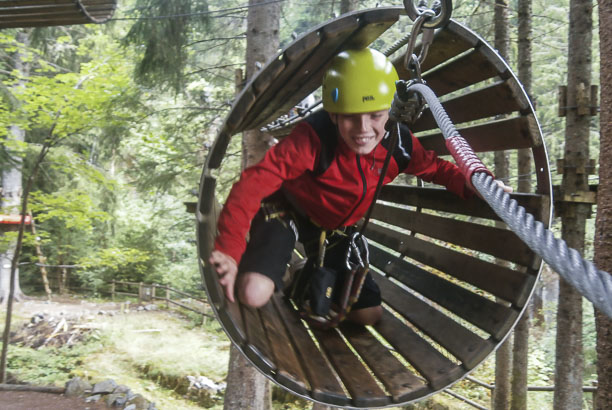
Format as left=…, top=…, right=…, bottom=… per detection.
left=197, top=6, right=551, bottom=408
left=0, top=0, right=117, bottom=29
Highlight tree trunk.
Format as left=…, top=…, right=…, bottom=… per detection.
left=0, top=30, right=30, bottom=304
left=241, top=0, right=281, bottom=169
left=594, top=2, right=612, bottom=409
left=30, top=215, right=52, bottom=300
left=554, top=0, right=592, bottom=408
left=223, top=0, right=281, bottom=408
left=511, top=1, right=532, bottom=409
left=492, top=2, right=511, bottom=409
left=60, top=266, right=69, bottom=294
left=223, top=345, right=271, bottom=410
left=340, top=0, right=358, bottom=14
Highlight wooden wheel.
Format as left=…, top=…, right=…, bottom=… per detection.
left=197, top=6, right=551, bottom=408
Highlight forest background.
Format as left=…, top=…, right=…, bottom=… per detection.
left=0, top=0, right=606, bottom=409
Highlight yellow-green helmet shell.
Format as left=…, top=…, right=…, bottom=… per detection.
left=322, top=48, right=399, bottom=114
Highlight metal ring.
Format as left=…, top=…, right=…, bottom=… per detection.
left=403, top=0, right=452, bottom=29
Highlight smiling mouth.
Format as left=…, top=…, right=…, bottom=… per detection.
left=353, top=135, right=375, bottom=145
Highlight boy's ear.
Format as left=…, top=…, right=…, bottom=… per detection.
left=329, top=113, right=338, bottom=125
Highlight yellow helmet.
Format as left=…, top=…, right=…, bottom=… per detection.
left=322, top=48, right=399, bottom=114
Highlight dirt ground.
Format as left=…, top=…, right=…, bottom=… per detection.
left=0, top=296, right=122, bottom=410
left=0, top=390, right=110, bottom=410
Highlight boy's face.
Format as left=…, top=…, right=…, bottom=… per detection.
left=331, top=110, right=388, bottom=155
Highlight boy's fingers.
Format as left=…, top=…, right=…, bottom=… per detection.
left=220, top=276, right=235, bottom=303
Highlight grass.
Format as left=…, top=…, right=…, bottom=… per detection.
left=3, top=299, right=231, bottom=409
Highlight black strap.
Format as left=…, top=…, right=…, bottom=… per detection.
left=358, top=120, right=400, bottom=237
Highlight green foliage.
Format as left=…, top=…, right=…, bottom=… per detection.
left=7, top=341, right=100, bottom=386
left=122, top=0, right=211, bottom=92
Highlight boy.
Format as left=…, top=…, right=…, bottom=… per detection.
left=209, top=48, right=503, bottom=325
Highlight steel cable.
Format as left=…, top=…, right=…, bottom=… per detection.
left=396, top=82, right=612, bottom=318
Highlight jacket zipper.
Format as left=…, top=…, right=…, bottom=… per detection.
left=337, top=154, right=368, bottom=228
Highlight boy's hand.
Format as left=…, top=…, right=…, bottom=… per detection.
left=209, top=250, right=238, bottom=303
left=495, top=180, right=513, bottom=194
left=473, top=179, right=513, bottom=199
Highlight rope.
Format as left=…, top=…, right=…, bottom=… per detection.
left=398, top=81, right=612, bottom=318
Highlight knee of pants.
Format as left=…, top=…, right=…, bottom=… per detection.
left=237, top=272, right=275, bottom=308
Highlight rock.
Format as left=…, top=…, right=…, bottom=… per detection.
left=113, top=384, right=131, bottom=395
left=144, top=304, right=157, bottom=311
left=85, top=394, right=102, bottom=403
left=125, top=393, right=152, bottom=410
left=92, top=379, right=118, bottom=394
left=124, top=405, right=136, bottom=410
left=65, top=377, right=92, bottom=397
left=30, top=313, right=45, bottom=324
left=104, top=392, right=127, bottom=407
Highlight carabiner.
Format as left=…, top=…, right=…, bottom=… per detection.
left=404, top=0, right=452, bottom=29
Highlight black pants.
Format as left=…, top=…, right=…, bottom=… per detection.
left=237, top=192, right=381, bottom=310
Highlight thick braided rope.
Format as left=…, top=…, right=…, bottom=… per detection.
left=401, top=82, right=612, bottom=318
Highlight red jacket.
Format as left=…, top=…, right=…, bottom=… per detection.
left=215, top=112, right=471, bottom=264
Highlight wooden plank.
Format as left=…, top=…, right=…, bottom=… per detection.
left=218, top=299, right=247, bottom=344
left=241, top=7, right=399, bottom=132
left=378, top=185, right=544, bottom=221
left=370, top=203, right=534, bottom=266
left=239, top=13, right=361, bottom=131
left=0, top=0, right=114, bottom=27
left=273, top=297, right=350, bottom=406
left=365, top=223, right=532, bottom=305
left=422, top=48, right=500, bottom=98
left=394, top=20, right=477, bottom=78
left=374, top=275, right=495, bottom=369
left=343, top=7, right=401, bottom=49
left=259, top=300, right=310, bottom=396
left=417, top=115, right=540, bottom=155
left=374, top=309, right=465, bottom=390
left=411, top=80, right=525, bottom=133
left=339, top=322, right=430, bottom=403
left=207, top=130, right=231, bottom=169
left=252, top=34, right=320, bottom=101
left=369, top=245, right=519, bottom=340
left=241, top=305, right=276, bottom=374
left=225, top=87, right=257, bottom=134
left=1, top=0, right=110, bottom=6
left=311, top=327, right=390, bottom=408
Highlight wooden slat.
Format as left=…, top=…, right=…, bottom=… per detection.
left=241, top=7, right=400, bottom=132
left=1, top=0, right=110, bottom=6
left=422, top=47, right=502, bottom=98
left=259, top=300, right=310, bottom=395
left=417, top=115, right=541, bottom=155
left=339, top=322, right=430, bottom=403
left=411, top=80, right=526, bottom=133
left=312, top=327, right=390, bottom=408
left=366, top=223, right=531, bottom=305
left=378, top=185, right=544, bottom=220
left=0, top=0, right=115, bottom=28
left=394, top=20, right=477, bottom=78
left=239, top=14, right=361, bottom=132
left=374, top=310, right=464, bottom=390
left=369, top=245, right=519, bottom=340
left=242, top=305, right=276, bottom=374
left=274, top=297, right=349, bottom=406
left=225, top=87, right=257, bottom=135
left=374, top=275, right=495, bottom=369
left=342, top=7, right=401, bottom=49
left=370, top=203, right=534, bottom=266
left=218, top=299, right=247, bottom=344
